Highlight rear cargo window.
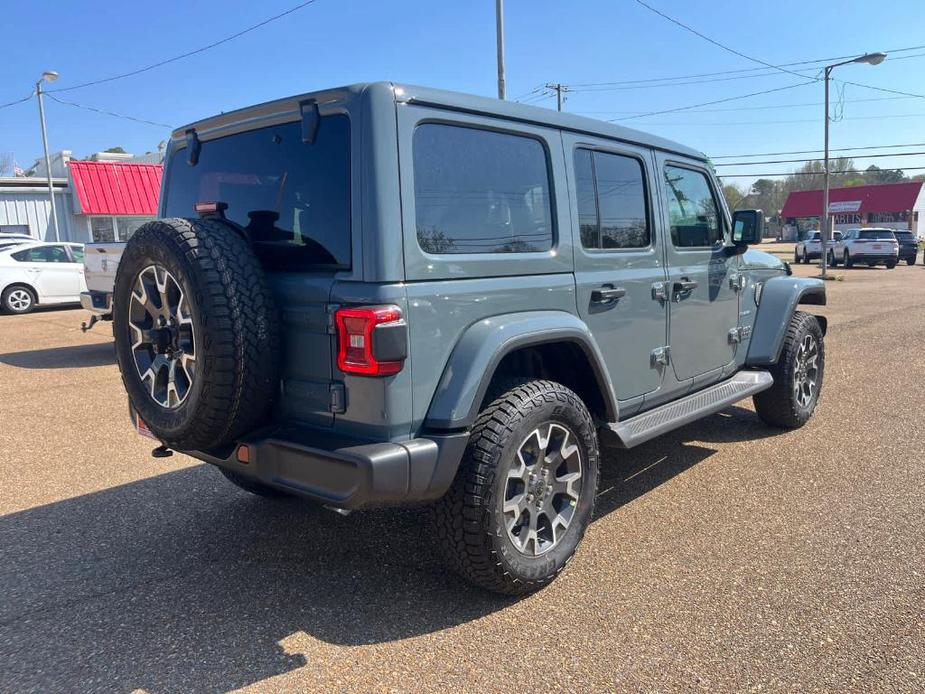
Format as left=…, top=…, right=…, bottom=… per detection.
left=412, top=123, right=553, bottom=254
left=163, top=115, right=351, bottom=270
left=859, top=230, right=896, bottom=240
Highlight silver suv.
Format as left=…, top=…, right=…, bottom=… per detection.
left=829, top=228, right=899, bottom=268
left=795, top=230, right=842, bottom=264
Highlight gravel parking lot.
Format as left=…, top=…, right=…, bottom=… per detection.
left=1, top=260, right=923, bottom=693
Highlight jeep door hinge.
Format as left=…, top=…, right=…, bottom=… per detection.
left=326, top=304, right=341, bottom=334
left=329, top=383, right=346, bottom=413
left=729, top=273, right=747, bottom=291
left=728, top=326, right=752, bottom=344
left=650, top=346, right=670, bottom=368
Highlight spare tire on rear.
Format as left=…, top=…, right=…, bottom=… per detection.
left=112, top=217, right=279, bottom=451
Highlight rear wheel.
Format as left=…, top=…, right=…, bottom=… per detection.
left=1, top=285, right=36, bottom=314
left=754, top=311, right=824, bottom=429
left=431, top=380, right=600, bottom=595
left=827, top=250, right=837, bottom=268
left=886, top=260, right=897, bottom=269
left=908, top=256, right=917, bottom=266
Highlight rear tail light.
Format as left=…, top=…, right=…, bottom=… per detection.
left=335, top=306, right=406, bottom=376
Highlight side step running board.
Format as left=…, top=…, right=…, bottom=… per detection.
left=605, top=370, right=774, bottom=449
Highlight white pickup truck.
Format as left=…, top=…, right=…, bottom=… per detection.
left=79, top=242, right=123, bottom=331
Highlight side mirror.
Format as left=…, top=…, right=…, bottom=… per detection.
left=732, top=209, right=763, bottom=246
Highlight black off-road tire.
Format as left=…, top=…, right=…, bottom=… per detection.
left=1, top=284, right=36, bottom=314
left=218, top=468, right=290, bottom=498
left=113, top=217, right=279, bottom=451
left=431, top=380, right=600, bottom=595
left=753, top=311, right=825, bottom=429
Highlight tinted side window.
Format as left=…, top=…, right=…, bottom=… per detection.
left=164, top=115, right=351, bottom=270
left=70, top=246, right=85, bottom=262
left=664, top=165, right=722, bottom=248
left=575, top=149, right=649, bottom=250
left=413, top=123, right=553, bottom=254
left=12, top=245, right=71, bottom=263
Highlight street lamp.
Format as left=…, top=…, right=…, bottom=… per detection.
left=819, top=52, right=886, bottom=277
left=36, top=70, right=60, bottom=242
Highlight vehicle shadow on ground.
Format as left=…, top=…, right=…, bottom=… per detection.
left=0, top=406, right=781, bottom=692
left=0, top=342, right=115, bottom=369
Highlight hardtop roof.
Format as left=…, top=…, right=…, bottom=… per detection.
left=171, top=81, right=706, bottom=161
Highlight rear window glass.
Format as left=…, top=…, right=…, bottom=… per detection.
left=163, top=115, right=351, bottom=270
left=412, top=123, right=553, bottom=254
left=894, top=231, right=914, bottom=239
left=859, top=230, right=896, bottom=240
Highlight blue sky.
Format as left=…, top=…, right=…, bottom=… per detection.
left=3, top=0, right=924, bottom=187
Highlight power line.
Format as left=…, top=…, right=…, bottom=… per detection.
left=631, top=0, right=925, bottom=99
left=0, top=92, right=34, bottom=112
left=48, top=0, right=322, bottom=93
left=713, top=142, right=925, bottom=159
left=568, top=46, right=925, bottom=88
left=715, top=151, right=925, bottom=167
left=628, top=111, right=925, bottom=127
left=718, top=166, right=925, bottom=178
left=575, top=95, right=916, bottom=115
left=45, top=94, right=173, bottom=129
left=611, top=80, right=817, bottom=121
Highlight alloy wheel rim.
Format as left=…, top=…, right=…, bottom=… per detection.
left=793, top=334, right=819, bottom=409
left=503, top=422, right=583, bottom=556
left=128, top=265, right=196, bottom=409
left=9, top=289, right=31, bottom=311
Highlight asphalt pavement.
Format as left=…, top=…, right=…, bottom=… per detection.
left=1, top=260, right=923, bottom=693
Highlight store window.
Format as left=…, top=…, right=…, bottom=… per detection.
left=90, top=217, right=115, bottom=242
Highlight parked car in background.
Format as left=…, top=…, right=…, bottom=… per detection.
left=795, top=230, right=843, bottom=263
left=0, top=242, right=87, bottom=314
left=828, top=228, right=899, bottom=268
left=893, top=230, right=918, bottom=265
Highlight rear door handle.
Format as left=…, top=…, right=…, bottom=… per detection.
left=672, top=279, right=698, bottom=301
left=590, top=286, right=626, bottom=304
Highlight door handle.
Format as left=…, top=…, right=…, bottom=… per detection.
left=672, top=279, right=698, bottom=301
left=590, top=286, right=626, bottom=304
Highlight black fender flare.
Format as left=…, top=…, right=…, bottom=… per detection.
left=746, top=276, right=826, bottom=366
left=424, top=310, right=619, bottom=430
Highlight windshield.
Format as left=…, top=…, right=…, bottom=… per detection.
left=163, top=115, right=351, bottom=271
left=859, top=229, right=896, bottom=240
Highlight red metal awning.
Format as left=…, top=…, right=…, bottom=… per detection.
left=781, top=181, right=924, bottom=218
left=68, top=160, right=162, bottom=216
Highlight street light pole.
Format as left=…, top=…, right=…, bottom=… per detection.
left=496, top=0, right=505, bottom=100
left=36, top=71, right=61, bottom=242
left=819, top=52, right=886, bottom=277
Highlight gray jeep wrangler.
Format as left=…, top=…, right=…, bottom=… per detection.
left=112, top=82, right=826, bottom=595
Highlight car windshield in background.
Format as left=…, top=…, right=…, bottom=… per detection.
left=163, top=115, right=351, bottom=271
left=859, top=230, right=896, bottom=240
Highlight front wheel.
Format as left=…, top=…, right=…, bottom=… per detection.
left=431, top=380, right=600, bottom=595
left=843, top=250, right=853, bottom=268
left=827, top=250, right=838, bottom=268
left=753, top=311, right=824, bottom=429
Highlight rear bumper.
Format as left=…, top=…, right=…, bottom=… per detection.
left=189, top=424, right=470, bottom=510
left=80, top=290, right=112, bottom=315
left=849, top=254, right=898, bottom=263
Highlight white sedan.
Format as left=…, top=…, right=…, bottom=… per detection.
left=0, top=242, right=87, bottom=314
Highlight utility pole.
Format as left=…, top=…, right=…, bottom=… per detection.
left=545, top=82, right=569, bottom=111
left=36, top=71, right=61, bottom=242
left=496, top=0, right=505, bottom=99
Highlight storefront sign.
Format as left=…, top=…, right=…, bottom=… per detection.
left=828, top=200, right=862, bottom=213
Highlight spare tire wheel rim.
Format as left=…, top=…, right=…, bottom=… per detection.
left=504, top=422, right=583, bottom=556
left=128, top=264, right=196, bottom=409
